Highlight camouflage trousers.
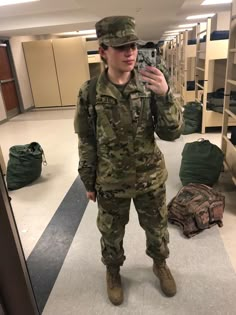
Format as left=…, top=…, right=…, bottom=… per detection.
left=96, top=184, right=170, bottom=267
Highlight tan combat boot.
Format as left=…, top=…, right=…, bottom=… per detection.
left=106, top=266, right=123, bottom=305
left=153, top=261, right=176, bottom=297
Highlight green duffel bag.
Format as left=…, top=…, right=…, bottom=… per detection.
left=6, top=142, right=46, bottom=190
left=182, top=102, right=202, bottom=135
left=179, top=139, right=224, bottom=187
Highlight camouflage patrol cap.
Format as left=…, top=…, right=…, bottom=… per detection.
left=95, top=16, right=139, bottom=47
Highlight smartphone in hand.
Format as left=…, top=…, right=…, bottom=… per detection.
left=137, top=48, right=157, bottom=71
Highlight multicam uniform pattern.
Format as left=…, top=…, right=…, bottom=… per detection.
left=74, top=66, right=183, bottom=266
left=95, top=16, right=139, bottom=47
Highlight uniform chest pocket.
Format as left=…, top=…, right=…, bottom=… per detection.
left=142, top=95, right=153, bottom=122
left=131, top=93, right=153, bottom=126
left=95, top=98, right=120, bottom=144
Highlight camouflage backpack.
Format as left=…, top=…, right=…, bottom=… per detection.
left=167, top=183, right=225, bottom=238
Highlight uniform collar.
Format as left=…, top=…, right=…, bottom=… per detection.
left=96, top=68, right=145, bottom=99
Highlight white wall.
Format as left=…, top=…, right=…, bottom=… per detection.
left=9, top=35, right=37, bottom=111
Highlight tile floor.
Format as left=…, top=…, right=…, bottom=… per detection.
left=1, top=109, right=236, bottom=314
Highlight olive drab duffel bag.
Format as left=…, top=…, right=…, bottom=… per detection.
left=179, top=139, right=224, bottom=187
left=168, top=183, right=225, bottom=238
left=6, top=142, right=46, bottom=190
left=182, top=101, right=202, bottom=135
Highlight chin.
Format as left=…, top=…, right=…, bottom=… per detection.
left=123, top=64, right=135, bottom=72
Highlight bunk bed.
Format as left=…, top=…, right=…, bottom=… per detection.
left=180, top=24, right=207, bottom=106
left=169, top=38, right=176, bottom=88
left=195, top=14, right=236, bottom=133
left=221, top=1, right=236, bottom=185
left=164, top=40, right=172, bottom=73
left=164, top=37, right=180, bottom=91
left=173, top=34, right=181, bottom=94
left=180, top=30, right=197, bottom=105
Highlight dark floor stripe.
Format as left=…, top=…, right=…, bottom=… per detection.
left=27, top=176, right=88, bottom=314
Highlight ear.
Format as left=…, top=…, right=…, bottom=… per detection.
left=99, top=46, right=107, bottom=60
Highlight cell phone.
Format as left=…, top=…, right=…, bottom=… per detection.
left=137, top=48, right=157, bottom=71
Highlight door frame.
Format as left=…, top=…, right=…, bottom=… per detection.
left=0, top=37, right=24, bottom=119
left=0, top=167, right=39, bottom=315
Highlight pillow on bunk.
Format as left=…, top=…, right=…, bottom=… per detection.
left=207, top=102, right=236, bottom=114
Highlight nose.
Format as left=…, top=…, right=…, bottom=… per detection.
left=124, top=47, right=133, bottom=55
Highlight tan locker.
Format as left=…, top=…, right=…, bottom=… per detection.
left=23, top=40, right=62, bottom=108
left=52, top=37, right=90, bottom=106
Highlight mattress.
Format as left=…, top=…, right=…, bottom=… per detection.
left=207, top=91, right=236, bottom=114
left=188, top=30, right=229, bottom=45
left=187, top=39, right=204, bottom=45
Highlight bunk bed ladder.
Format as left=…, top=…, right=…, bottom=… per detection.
left=182, top=30, right=188, bottom=106
left=195, top=18, right=211, bottom=133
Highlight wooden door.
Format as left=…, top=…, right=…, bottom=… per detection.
left=0, top=43, right=20, bottom=118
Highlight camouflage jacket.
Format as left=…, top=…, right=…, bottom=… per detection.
left=74, top=68, right=183, bottom=198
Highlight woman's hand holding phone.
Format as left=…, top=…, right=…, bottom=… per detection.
left=139, top=66, right=168, bottom=96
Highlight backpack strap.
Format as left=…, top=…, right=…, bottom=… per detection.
left=88, top=76, right=98, bottom=135
left=88, top=76, right=98, bottom=107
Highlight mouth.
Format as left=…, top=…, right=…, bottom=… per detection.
left=124, top=60, right=134, bottom=65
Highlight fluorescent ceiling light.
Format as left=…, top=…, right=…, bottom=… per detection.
left=0, top=0, right=39, bottom=6
left=164, top=30, right=179, bottom=33
left=186, top=13, right=215, bottom=20
left=163, top=33, right=179, bottom=36
left=162, top=34, right=176, bottom=37
left=53, top=30, right=97, bottom=38
left=78, top=29, right=96, bottom=35
left=85, top=34, right=97, bottom=38
left=178, top=23, right=197, bottom=28
left=201, top=0, right=232, bottom=5
left=164, top=28, right=192, bottom=33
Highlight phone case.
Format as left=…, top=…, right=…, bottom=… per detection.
left=137, top=49, right=157, bottom=70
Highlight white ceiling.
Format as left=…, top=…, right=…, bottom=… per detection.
left=0, top=0, right=232, bottom=40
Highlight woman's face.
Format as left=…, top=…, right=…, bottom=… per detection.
left=100, top=43, right=138, bottom=74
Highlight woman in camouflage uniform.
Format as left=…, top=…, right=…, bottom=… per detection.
left=74, top=16, right=183, bottom=305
